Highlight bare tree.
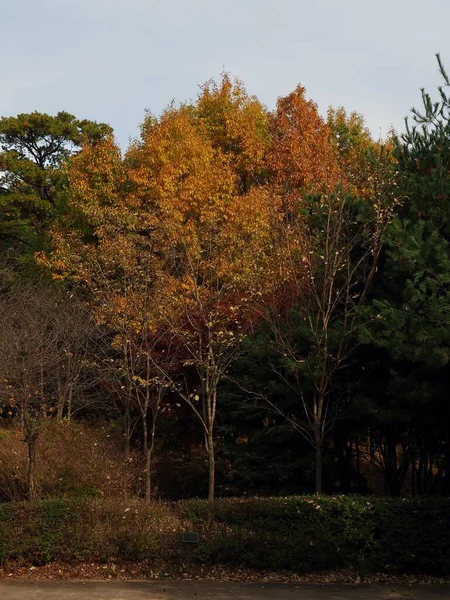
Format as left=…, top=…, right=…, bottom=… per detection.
left=0, top=280, right=96, bottom=499
left=261, top=182, right=397, bottom=493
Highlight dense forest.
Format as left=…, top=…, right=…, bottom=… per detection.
left=1, top=56, right=450, bottom=506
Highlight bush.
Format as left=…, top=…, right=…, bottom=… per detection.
left=0, top=496, right=448, bottom=574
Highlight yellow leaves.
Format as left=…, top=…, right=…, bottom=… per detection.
left=69, top=134, right=124, bottom=222
left=126, top=105, right=238, bottom=261
left=123, top=97, right=278, bottom=316
left=196, top=73, right=270, bottom=180
left=131, top=375, right=149, bottom=387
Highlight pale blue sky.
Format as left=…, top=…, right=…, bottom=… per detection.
left=1, top=0, right=448, bottom=148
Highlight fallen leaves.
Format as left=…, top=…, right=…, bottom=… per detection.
left=0, top=562, right=449, bottom=586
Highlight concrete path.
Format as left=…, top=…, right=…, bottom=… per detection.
left=0, top=581, right=449, bottom=599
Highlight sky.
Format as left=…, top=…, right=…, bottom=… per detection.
left=1, top=0, right=449, bottom=149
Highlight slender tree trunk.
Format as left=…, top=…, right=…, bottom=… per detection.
left=203, top=367, right=217, bottom=504
left=124, top=403, right=131, bottom=460
left=417, top=456, right=424, bottom=496
left=313, top=389, right=324, bottom=494
left=146, top=413, right=157, bottom=502
left=442, top=440, right=450, bottom=497
left=142, top=414, right=152, bottom=503
left=67, top=384, right=73, bottom=423
left=56, top=374, right=64, bottom=420
left=423, top=454, right=434, bottom=494
left=411, top=453, right=416, bottom=497
left=56, top=401, right=64, bottom=420
left=356, top=441, right=361, bottom=487
left=27, top=435, right=38, bottom=501
left=315, top=433, right=323, bottom=494
left=145, top=447, right=152, bottom=502
left=207, top=430, right=215, bottom=503
left=386, top=430, right=398, bottom=497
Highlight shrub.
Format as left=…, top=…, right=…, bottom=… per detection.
left=0, top=496, right=448, bottom=574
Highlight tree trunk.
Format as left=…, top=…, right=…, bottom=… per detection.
left=67, top=384, right=73, bottom=424
left=207, top=431, right=215, bottom=503
left=142, top=415, right=152, bottom=503
left=315, top=438, right=323, bottom=494
left=56, top=400, right=64, bottom=420
left=146, top=413, right=157, bottom=502
left=27, top=435, right=38, bottom=501
left=385, top=430, right=398, bottom=497
left=442, top=437, right=450, bottom=497
left=356, top=441, right=361, bottom=487
left=145, top=447, right=152, bottom=502
left=56, top=375, right=64, bottom=419
left=124, top=403, right=131, bottom=461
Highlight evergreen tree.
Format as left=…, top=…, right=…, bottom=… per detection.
left=0, top=111, right=111, bottom=260
left=361, top=54, right=450, bottom=496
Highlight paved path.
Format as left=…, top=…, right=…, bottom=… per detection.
left=0, top=581, right=449, bottom=599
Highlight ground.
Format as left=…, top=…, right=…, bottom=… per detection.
left=0, top=582, right=449, bottom=599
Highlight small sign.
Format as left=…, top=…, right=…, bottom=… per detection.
left=182, top=532, right=199, bottom=544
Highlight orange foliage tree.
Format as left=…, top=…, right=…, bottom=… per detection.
left=268, top=86, right=342, bottom=211
left=44, top=135, right=174, bottom=501
left=46, top=77, right=280, bottom=502
left=125, top=79, right=280, bottom=502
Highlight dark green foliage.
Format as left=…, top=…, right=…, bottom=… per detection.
left=186, top=497, right=450, bottom=574
left=0, top=111, right=111, bottom=260
left=217, top=335, right=316, bottom=496
left=355, top=54, right=450, bottom=497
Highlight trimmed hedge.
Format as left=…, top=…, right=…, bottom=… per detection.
left=0, top=496, right=449, bottom=574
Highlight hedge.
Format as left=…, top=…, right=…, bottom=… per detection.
left=0, top=496, right=449, bottom=574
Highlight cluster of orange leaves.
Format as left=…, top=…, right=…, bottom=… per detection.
left=46, top=74, right=390, bottom=344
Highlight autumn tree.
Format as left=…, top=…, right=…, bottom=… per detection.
left=267, top=85, right=341, bottom=210
left=45, top=134, right=162, bottom=474
left=44, top=75, right=278, bottom=502
left=327, top=107, right=375, bottom=191
left=327, top=106, right=396, bottom=202
left=265, top=182, right=397, bottom=493
left=125, top=82, right=279, bottom=502
left=195, top=73, right=270, bottom=191
left=98, top=273, right=179, bottom=502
